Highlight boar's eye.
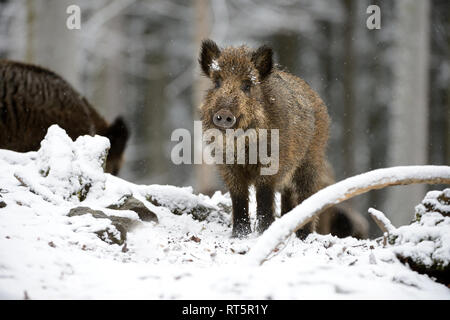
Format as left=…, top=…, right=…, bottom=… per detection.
left=241, top=80, right=252, bottom=93
left=214, top=77, right=222, bottom=89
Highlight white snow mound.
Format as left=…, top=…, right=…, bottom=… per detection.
left=0, top=125, right=449, bottom=299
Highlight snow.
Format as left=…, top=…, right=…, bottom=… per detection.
left=250, top=73, right=259, bottom=85
left=0, top=126, right=449, bottom=299
left=12, top=125, right=109, bottom=203
left=389, top=189, right=450, bottom=269
left=210, top=59, right=220, bottom=72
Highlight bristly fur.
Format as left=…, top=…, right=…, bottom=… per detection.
left=0, top=59, right=129, bottom=175
left=199, top=39, right=221, bottom=77
left=251, top=45, right=273, bottom=80
left=199, top=39, right=331, bottom=238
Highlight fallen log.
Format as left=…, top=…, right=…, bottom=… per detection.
left=246, top=165, right=450, bottom=266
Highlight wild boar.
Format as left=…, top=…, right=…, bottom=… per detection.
left=0, top=60, right=129, bottom=175
left=199, top=40, right=330, bottom=238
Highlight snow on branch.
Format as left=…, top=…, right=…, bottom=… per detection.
left=368, top=208, right=396, bottom=234
left=246, top=165, right=450, bottom=266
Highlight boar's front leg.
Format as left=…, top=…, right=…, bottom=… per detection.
left=255, top=184, right=275, bottom=233
left=230, top=186, right=251, bottom=238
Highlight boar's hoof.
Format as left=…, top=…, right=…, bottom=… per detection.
left=256, top=216, right=275, bottom=234
left=295, top=222, right=315, bottom=240
left=231, top=223, right=252, bottom=238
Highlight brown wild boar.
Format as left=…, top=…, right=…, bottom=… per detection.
left=0, top=60, right=129, bottom=175
left=199, top=39, right=332, bottom=238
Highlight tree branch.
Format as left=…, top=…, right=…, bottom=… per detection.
left=368, top=207, right=396, bottom=234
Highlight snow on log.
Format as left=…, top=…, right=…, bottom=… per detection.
left=246, top=165, right=450, bottom=266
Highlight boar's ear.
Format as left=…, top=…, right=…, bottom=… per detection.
left=251, top=45, right=273, bottom=80
left=199, top=39, right=221, bottom=77
left=106, top=116, right=129, bottom=159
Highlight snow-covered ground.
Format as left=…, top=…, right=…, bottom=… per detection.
left=0, top=126, right=449, bottom=299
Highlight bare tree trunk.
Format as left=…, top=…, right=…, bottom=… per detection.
left=342, top=0, right=356, bottom=178
left=446, top=39, right=450, bottom=167
left=91, top=17, right=124, bottom=123
left=25, top=0, right=34, bottom=63
left=25, top=0, right=81, bottom=90
left=193, top=0, right=221, bottom=195
left=385, top=0, right=430, bottom=227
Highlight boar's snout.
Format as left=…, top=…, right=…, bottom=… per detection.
left=213, top=109, right=236, bottom=129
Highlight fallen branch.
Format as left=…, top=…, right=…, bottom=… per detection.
left=14, top=172, right=64, bottom=205
left=246, top=165, right=450, bottom=266
left=368, top=208, right=396, bottom=234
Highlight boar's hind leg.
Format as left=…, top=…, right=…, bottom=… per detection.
left=255, top=184, right=275, bottom=233
left=230, top=187, right=251, bottom=238
left=293, top=163, right=321, bottom=239
left=281, top=188, right=295, bottom=216
left=281, top=185, right=315, bottom=239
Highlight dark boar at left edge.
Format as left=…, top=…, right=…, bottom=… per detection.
left=0, top=60, right=129, bottom=175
